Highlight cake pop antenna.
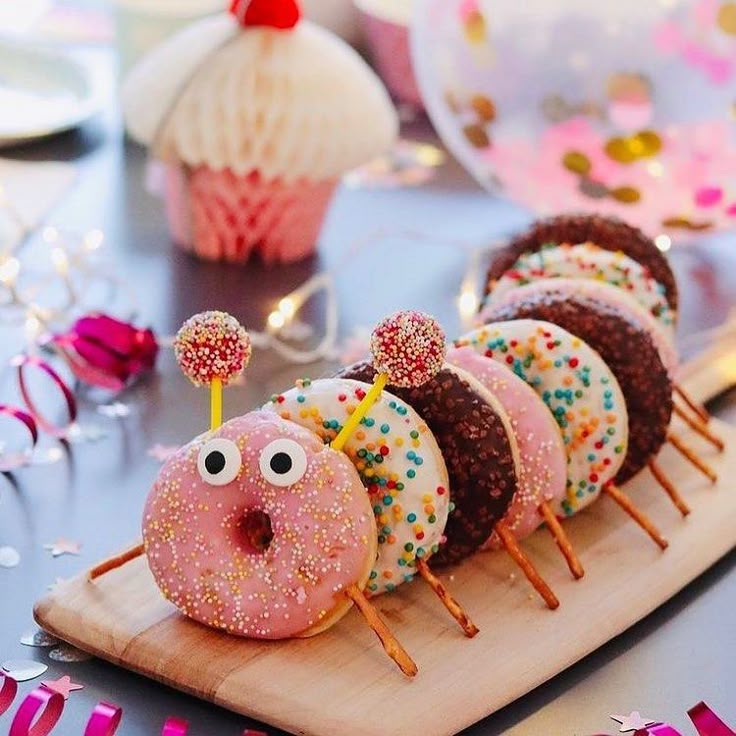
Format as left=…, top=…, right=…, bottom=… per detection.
left=174, top=311, right=252, bottom=431
left=331, top=310, right=446, bottom=452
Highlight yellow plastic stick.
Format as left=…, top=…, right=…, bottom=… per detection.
left=331, top=372, right=388, bottom=452
left=211, top=376, right=223, bottom=430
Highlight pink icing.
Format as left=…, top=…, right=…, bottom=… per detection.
left=142, top=410, right=375, bottom=639
left=482, top=278, right=679, bottom=377
left=163, top=164, right=336, bottom=265
left=446, top=347, right=567, bottom=542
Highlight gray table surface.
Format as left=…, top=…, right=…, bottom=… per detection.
left=1, top=57, right=735, bottom=736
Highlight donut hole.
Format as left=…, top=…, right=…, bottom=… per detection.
left=236, top=508, right=274, bottom=554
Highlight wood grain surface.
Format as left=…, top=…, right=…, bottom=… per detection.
left=34, top=342, right=736, bottom=736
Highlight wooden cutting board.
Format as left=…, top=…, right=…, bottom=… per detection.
left=34, top=340, right=736, bottom=736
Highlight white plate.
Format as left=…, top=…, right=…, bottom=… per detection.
left=0, top=41, right=101, bottom=147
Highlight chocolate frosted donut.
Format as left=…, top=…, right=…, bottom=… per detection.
left=485, top=214, right=678, bottom=312
left=484, top=290, right=673, bottom=484
left=337, top=361, right=518, bottom=565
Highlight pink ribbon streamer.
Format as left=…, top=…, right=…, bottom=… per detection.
left=52, top=313, right=159, bottom=392
left=688, top=703, right=736, bottom=736
left=161, top=717, right=189, bottom=736
left=83, top=702, right=122, bottom=736
left=13, top=354, right=77, bottom=438
left=0, top=673, right=18, bottom=716
left=8, top=685, right=64, bottom=736
left=594, top=704, right=735, bottom=736
left=0, top=404, right=38, bottom=472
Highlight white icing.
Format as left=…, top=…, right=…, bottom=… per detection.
left=264, top=378, right=450, bottom=596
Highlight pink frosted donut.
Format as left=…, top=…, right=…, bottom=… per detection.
left=142, top=410, right=377, bottom=639
left=447, top=347, right=567, bottom=544
left=483, top=278, right=679, bottom=377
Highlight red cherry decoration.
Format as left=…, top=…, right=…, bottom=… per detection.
left=229, top=0, right=301, bottom=29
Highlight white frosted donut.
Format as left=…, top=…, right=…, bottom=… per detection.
left=487, top=278, right=679, bottom=377
left=457, top=320, right=629, bottom=517
left=264, top=377, right=450, bottom=596
left=485, top=242, right=676, bottom=336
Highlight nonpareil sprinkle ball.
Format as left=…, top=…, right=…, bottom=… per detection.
left=174, top=311, right=252, bottom=387
left=370, top=310, right=447, bottom=388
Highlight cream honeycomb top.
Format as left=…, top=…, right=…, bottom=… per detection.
left=122, top=14, right=398, bottom=181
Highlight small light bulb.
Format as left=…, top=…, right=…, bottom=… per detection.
left=51, top=247, right=69, bottom=274
left=25, top=314, right=41, bottom=340
left=278, top=297, right=296, bottom=319
left=42, top=226, right=59, bottom=243
left=0, top=256, right=20, bottom=284
left=458, top=289, right=479, bottom=319
left=654, top=234, right=672, bottom=252
left=84, top=229, right=104, bottom=250
left=268, top=310, right=285, bottom=330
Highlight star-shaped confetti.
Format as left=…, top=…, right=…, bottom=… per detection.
left=611, top=712, right=657, bottom=732
left=147, top=444, right=180, bottom=462
left=41, top=675, right=83, bottom=700
left=44, top=539, right=81, bottom=557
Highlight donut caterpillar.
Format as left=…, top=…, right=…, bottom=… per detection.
left=88, top=214, right=723, bottom=678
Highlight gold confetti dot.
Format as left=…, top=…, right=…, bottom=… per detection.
left=718, top=2, right=736, bottom=35
left=562, top=150, right=592, bottom=175
left=636, top=130, right=663, bottom=155
left=610, top=186, right=641, bottom=203
left=605, top=137, right=637, bottom=164
left=464, top=10, right=487, bottom=44
left=605, top=130, right=661, bottom=163
left=661, top=216, right=714, bottom=231
left=463, top=123, right=490, bottom=148
left=471, top=94, right=497, bottom=122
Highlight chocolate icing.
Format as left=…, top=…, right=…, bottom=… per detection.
left=337, top=362, right=518, bottom=565
left=484, top=214, right=678, bottom=312
left=484, top=291, right=673, bottom=484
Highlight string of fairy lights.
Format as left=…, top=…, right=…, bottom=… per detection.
left=0, top=180, right=496, bottom=365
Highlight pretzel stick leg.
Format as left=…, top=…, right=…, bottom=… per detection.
left=88, top=543, right=145, bottom=581
left=647, top=460, right=691, bottom=517
left=415, top=558, right=479, bottom=637
left=674, top=383, right=710, bottom=424
left=673, top=404, right=725, bottom=452
left=603, top=484, right=668, bottom=550
left=667, top=433, right=718, bottom=484
left=345, top=585, right=418, bottom=677
left=538, top=501, right=585, bottom=580
left=495, top=521, right=559, bottom=610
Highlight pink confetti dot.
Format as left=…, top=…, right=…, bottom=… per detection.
left=370, top=310, right=446, bottom=387
left=694, top=186, right=723, bottom=208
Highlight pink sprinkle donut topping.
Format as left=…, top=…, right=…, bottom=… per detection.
left=370, top=310, right=446, bottom=388
left=174, top=311, right=251, bottom=386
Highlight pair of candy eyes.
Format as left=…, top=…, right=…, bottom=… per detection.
left=197, top=438, right=308, bottom=487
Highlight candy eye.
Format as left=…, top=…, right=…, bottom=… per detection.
left=197, top=438, right=242, bottom=486
left=259, top=438, right=308, bottom=487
